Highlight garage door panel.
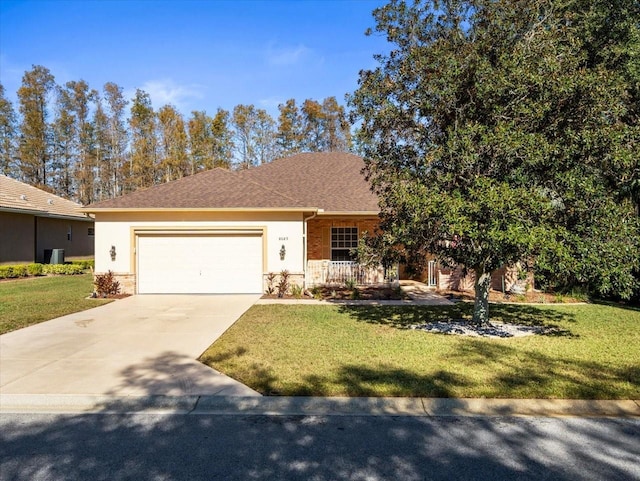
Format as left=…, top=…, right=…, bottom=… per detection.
left=137, top=235, right=263, bottom=294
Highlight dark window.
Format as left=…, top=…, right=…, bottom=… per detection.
left=331, top=227, right=358, bottom=261
left=88, top=227, right=95, bottom=236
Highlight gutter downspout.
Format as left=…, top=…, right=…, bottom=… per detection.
left=303, top=209, right=323, bottom=289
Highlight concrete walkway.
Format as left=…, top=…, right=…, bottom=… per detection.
left=0, top=295, right=261, bottom=397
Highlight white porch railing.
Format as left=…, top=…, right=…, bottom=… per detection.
left=306, top=261, right=399, bottom=287
left=427, top=260, right=438, bottom=287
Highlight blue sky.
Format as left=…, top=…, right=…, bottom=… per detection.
left=0, top=0, right=389, bottom=118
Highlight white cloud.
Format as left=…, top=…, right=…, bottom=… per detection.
left=265, top=43, right=311, bottom=66
left=136, top=79, right=204, bottom=111
left=258, top=96, right=285, bottom=112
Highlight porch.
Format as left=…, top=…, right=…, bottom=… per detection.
left=306, top=260, right=400, bottom=287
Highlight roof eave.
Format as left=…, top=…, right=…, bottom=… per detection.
left=1, top=206, right=93, bottom=221
left=317, top=210, right=380, bottom=216
left=82, top=206, right=321, bottom=214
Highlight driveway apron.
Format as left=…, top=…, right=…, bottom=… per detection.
left=0, top=295, right=261, bottom=396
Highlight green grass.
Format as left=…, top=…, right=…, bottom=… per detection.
left=0, top=274, right=111, bottom=335
left=200, top=302, right=640, bottom=399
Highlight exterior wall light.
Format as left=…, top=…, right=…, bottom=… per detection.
left=280, top=244, right=286, bottom=261
left=110, top=245, right=116, bottom=261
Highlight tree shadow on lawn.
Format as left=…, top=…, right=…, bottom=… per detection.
left=211, top=341, right=638, bottom=399
left=338, top=303, right=578, bottom=337
left=592, top=299, right=640, bottom=313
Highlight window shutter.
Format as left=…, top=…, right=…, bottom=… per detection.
left=322, top=227, right=330, bottom=259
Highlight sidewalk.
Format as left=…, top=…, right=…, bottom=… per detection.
left=2, top=394, right=638, bottom=418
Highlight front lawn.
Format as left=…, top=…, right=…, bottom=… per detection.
left=0, top=274, right=111, bottom=335
left=200, top=303, right=640, bottom=399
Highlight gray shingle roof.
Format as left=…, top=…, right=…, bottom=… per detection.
left=0, top=175, right=92, bottom=220
left=86, top=152, right=379, bottom=212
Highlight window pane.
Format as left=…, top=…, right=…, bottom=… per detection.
left=330, top=226, right=358, bottom=261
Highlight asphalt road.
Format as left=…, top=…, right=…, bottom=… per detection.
left=1, top=412, right=639, bottom=481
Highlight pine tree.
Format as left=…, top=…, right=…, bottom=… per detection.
left=157, top=104, right=189, bottom=182
left=103, top=82, right=128, bottom=198
left=0, top=83, right=18, bottom=176
left=58, top=80, right=98, bottom=204
left=50, top=97, right=75, bottom=197
left=128, top=89, right=157, bottom=190
left=210, top=108, right=234, bottom=168
left=17, top=65, right=56, bottom=187
left=321, top=96, right=351, bottom=152
left=92, top=95, right=111, bottom=200
left=276, top=99, right=303, bottom=156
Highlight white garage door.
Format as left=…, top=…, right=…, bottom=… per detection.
left=137, top=234, right=263, bottom=294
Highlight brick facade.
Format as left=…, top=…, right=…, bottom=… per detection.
left=307, top=217, right=379, bottom=260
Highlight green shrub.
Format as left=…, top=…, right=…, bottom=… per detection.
left=27, top=263, right=44, bottom=276
left=0, top=266, right=17, bottom=279
left=0, top=264, right=37, bottom=278
left=568, top=287, right=590, bottom=302
left=71, top=259, right=95, bottom=270
left=0, top=262, right=85, bottom=278
left=310, top=286, right=323, bottom=300
left=290, top=284, right=303, bottom=299
left=43, top=264, right=84, bottom=275
left=345, top=278, right=357, bottom=290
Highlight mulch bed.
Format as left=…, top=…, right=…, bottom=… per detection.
left=262, top=285, right=406, bottom=301
left=439, top=289, right=584, bottom=304
left=89, top=293, right=131, bottom=299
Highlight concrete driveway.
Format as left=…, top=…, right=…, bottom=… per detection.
left=0, top=295, right=261, bottom=396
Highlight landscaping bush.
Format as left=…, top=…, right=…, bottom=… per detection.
left=277, top=270, right=290, bottom=298
left=290, top=284, right=303, bottom=299
left=43, top=264, right=84, bottom=275
left=265, top=272, right=277, bottom=295
left=14, top=265, right=28, bottom=277
left=93, top=270, right=121, bottom=297
left=71, top=259, right=95, bottom=270
left=0, top=265, right=31, bottom=278
left=0, top=262, right=86, bottom=279
left=0, top=266, right=19, bottom=279
left=27, top=263, right=44, bottom=276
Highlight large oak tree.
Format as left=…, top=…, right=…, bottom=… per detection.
left=349, top=0, right=640, bottom=324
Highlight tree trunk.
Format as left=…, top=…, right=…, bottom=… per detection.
left=472, top=269, right=492, bottom=326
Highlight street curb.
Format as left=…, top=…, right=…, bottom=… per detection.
left=1, top=395, right=639, bottom=418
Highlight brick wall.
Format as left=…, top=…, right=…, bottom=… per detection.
left=437, top=265, right=531, bottom=292
left=307, top=217, right=379, bottom=260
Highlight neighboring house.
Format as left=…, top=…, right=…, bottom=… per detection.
left=85, top=152, right=385, bottom=294
left=0, top=175, right=95, bottom=264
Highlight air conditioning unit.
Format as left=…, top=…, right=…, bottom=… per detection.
left=45, top=249, right=65, bottom=264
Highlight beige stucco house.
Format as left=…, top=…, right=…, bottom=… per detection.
left=0, top=175, right=95, bottom=264
left=85, top=152, right=387, bottom=294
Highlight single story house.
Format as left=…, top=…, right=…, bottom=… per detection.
left=85, top=152, right=384, bottom=294
left=85, top=152, right=522, bottom=295
left=0, top=174, right=95, bottom=264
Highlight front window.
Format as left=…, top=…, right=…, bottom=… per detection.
left=331, top=227, right=358, bottom=261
